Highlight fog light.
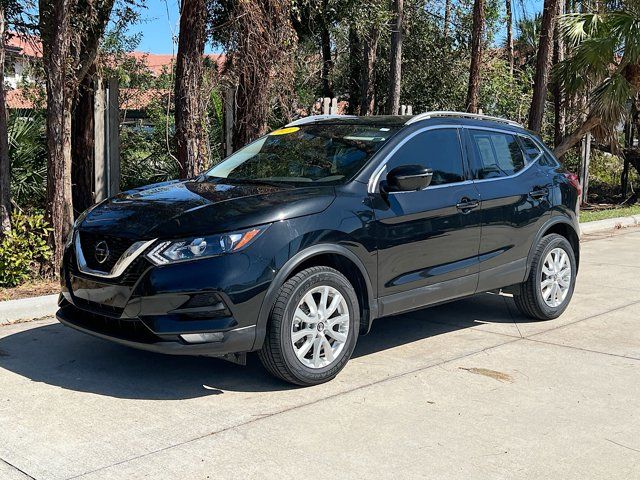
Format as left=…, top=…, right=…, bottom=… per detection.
left=180, top=332, right=224, bottom=344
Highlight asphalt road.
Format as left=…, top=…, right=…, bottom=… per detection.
left=1, top=230, right=639, bottom=480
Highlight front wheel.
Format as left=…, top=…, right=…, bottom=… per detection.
left=258, top=266, right=359, bottom=386
left=514, top=233, right=577, bottom=320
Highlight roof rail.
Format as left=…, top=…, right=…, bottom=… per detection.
left=406, top=111, right=523, bottom=127
left=286, top=115, right=358, bottom=127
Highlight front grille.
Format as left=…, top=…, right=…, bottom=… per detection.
left=79, top=232, right=136, bottom=272
left=68, top=249, right=151, bottom=287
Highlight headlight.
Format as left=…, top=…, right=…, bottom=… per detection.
left=146, top=225, right=269, bottom=265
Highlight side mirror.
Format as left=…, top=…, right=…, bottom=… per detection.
left=384, top=165, right=433, bottom=192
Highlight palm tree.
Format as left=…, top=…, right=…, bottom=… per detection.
left=513, top=14, right=542, bottom=67
left=554, top=6, right=640, bottom=160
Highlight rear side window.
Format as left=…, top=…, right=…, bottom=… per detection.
left=519, top=136, right=543, bottom=162
left=468, top=130, right=526, bottom=179
left=387, top=128, right=464, bottom=186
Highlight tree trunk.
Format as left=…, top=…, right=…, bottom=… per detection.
left=0, top=7, right=10, bottom=235
left=40, top=0, right=74, bottom=275
left=231, top=0, right=296, bottom=150
left=553, top=114, right=600, bottom=158
left=552, top=0, right=565, bottom=147
left=175, top=0, right=210, bottom=178
left=506, top=0, right=514, bottom=76
left=360, top=26, right=380, bottom=116
left=386, top=0, right=403, bottom=115
left=347, top=25, right=362, bottom=115
left=320, top=21, right=333, bottom=98
left=444, top=0, right=451, bottom=39
left=466, top=0, right=484, bottom=113
left=72, top=69, right=96, bottom=216
left=528, top=0, right=560, bottom=133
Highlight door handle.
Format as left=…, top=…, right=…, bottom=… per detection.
left=456, top=198, right=480, bottom=213
left=529, top=187, right=549, bottom=200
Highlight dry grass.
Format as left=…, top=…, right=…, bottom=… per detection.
left=0, top=279, right=60, bottom=302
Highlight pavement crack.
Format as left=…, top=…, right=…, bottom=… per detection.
left=524, top=337, right=640, bottom=362
left=526, top=299, right=640, bottom=339
left=605, top=438, right=640, bottom=454
left=502, top=295, right=523, bottom=338
left=0, top=457, right=37, bottom=480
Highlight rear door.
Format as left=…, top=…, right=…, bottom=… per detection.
left=465, top=128, right=553, bottom=292
left=371, top=127, right=482, bottom=316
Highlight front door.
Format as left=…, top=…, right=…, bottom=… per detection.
left=371, top=127, right=482, bottom=317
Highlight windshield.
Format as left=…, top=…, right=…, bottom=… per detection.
left=205, top=124, right=399, bottom=185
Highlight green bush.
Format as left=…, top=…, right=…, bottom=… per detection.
left=0, top=213, right=53, bottom=288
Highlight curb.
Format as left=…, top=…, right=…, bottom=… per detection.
left=0, top=294, right=58, bottom=326
left=580, top=214, right=640, bottom=235
left=1, top=214, right=639, bottom=326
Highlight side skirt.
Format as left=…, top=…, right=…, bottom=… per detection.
left=377, top=273, right=478, bottom=318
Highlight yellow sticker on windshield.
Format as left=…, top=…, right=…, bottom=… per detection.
left=269, top=126, right=300, bottom=136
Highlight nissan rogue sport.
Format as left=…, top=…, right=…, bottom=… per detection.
left=57, top=112, right=581, bottom=386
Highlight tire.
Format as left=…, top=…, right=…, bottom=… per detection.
left=258, top=266, right=360, bottom=386
left=514, top=233, right=577, bottom=320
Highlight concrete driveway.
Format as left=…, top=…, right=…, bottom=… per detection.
left=1, top=230, right=639, bottom=480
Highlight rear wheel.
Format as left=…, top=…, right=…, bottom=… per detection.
left=514, top=233, right=576, bottom=320
left=258, top=266, right=359, bottom=386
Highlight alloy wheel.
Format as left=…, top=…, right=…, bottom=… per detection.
left=540, top=247, right=572, bottom=308
left=290, top=285, right=350, bottom=369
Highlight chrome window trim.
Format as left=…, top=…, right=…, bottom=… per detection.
left=74, top=233, right=156, bottom=279
left=367, top=125, right=547, bottom=193
left=367, top=125, right=462, bottom=193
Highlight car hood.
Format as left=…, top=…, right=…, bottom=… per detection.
left=78, top=179, right=336, bottom=238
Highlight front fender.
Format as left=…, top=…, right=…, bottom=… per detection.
left=251, top=243, right=377, bottom=351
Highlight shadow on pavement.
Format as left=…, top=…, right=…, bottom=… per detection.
left=0, top=293, right=534, bottom=399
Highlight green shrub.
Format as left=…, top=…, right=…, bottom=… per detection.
left=0, top=213, right=53, bottom=288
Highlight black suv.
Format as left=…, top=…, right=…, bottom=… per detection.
left=57, top=112, right=581, bottom=386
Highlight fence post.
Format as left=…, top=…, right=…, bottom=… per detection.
left=94, top=77, right=120, bottom=202
left=224, top=86, right=235, bottom=156
left=400, top=105, right=406, bottom=115
left=322, top=97, right=331, bottom=115
left=93, top=77, right=107, bottom=203
left=406, top=105, right=413, bottom=115
left=330, top=97, right=338, bottom=114
left=106, top=78, right=120, bottom=197
left=580, top=132, right=592, bottom=205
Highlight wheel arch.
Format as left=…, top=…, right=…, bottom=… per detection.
left=252, top=244, right=377, bottom=351
left=525, top=217, right=580, bottom=279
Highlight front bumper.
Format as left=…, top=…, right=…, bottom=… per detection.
left=57, top=300, right=256, bottom=356
left=58, top=233, right=275, bottom=356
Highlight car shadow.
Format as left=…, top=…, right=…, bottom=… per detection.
left=0, top=293, right=536, bottom=399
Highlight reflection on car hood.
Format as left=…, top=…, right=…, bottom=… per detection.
left=79, top=179, right=336, bottom=238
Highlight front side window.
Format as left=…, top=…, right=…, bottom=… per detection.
left=205, top=124, right=399, bottom=185
left=469, top=130, right=526, bottom=179
left=385, top=128, right=465, bottom=186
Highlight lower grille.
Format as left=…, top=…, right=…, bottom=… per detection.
left=60, top=304, right=160, bottom=344
left=72, top=296, right=124, bottom=318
